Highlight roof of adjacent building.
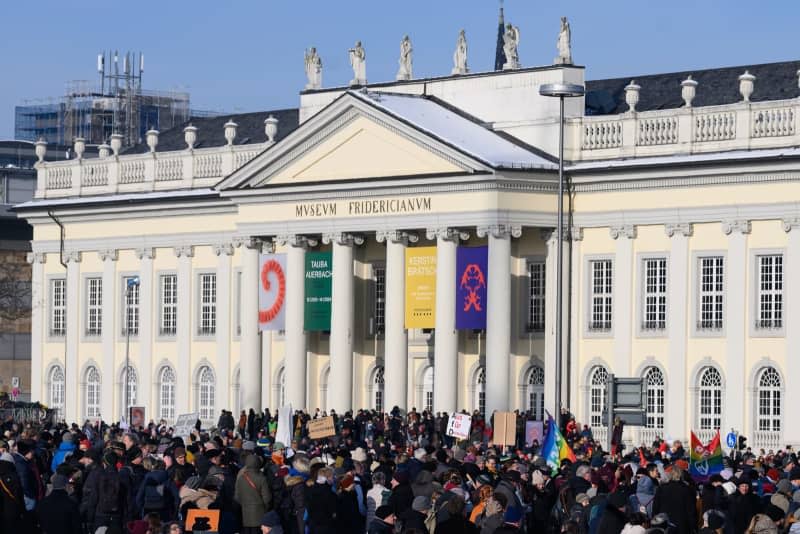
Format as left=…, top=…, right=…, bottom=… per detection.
left=121, top=108, right=300, bottom=154
left=585, top=60, right=800, bottom=115
left=350, top=90, right=556, bottom=170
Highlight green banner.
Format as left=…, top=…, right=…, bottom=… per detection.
left=304, top=251, right=332, bottom=331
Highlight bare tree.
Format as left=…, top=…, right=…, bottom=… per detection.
left=0, top=262, right=31, bottom=322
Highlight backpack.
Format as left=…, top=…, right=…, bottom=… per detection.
left=143, top=480, right=168, bottom=511
left=96, top=469, right=122, bottom=516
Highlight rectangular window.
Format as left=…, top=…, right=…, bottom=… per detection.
left=527, top=261, right=545, bottom=332
left=588, top=260, right=612, bottom=331
left=698, top=256, right=724, bottom=331
left=50, top=278, right=66, bottom=336
left=699, top=388, right=722, bottom=430
left=756, top=254, right=783, bottom=330
left=86, top=278, right=102, bottom=336
left=122, top=277, right=140, bottom=336
left=160, top=275, right=177, bottom=335
left=199, top=273, right=217, bottom=335
left=642, top=257, right=667, bottom=331
left=373, top=264, right=385, bottom=334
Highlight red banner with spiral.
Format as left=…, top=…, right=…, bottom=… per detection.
left=259, top=254, right=287, bottom=330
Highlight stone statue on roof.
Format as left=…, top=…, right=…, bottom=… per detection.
left=397, top=35, right=413, bottom=81
left=502, top=23, right=520, bottom=70
left=452, top=29, right=468, bottom=75
left=349, top=41, right=367, bottom=86
left=304, top=47, right=322, bottom=90
left=555, top=17, right=573, bottom=65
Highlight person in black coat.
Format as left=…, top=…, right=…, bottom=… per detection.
left=730, top=479, right=762, bottom=534
left=388, top=471, right=414, bottom=517
left=597, top=492, right=628, bottom=534
left=0, top=453, right=25, bottom=533
left=307, top=468, right=337, bottom=534
left=36, top=474, right=82, bottom=534
left=335, top=475, right=364, bottom=532
left=652, top=468, right=697, bottom=534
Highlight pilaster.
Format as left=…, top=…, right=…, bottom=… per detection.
left=174, top=245, right=194, bottom=415
left=214, top=242, right=234, bottom=415
left=568, top=227, right=583, bottom=411
left=64, top=251, right=81, bottom=423
left=610, top=225, right=635, bottom=376
left=723, top=219, right=750, bottom=435
left=783, top=218, right=800, bottom=445
left=26, top=253, right=46, bottom=408
left=666, top=223, right=691, bottom=440
left=542, top=229, right=558, bottom=419
left=100, top=249, right=117, bottom=422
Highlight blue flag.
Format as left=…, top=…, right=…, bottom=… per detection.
left=455, top=246, right=488, bottom=329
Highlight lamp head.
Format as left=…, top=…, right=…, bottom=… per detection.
left=539, top=83, right=585, bottom=98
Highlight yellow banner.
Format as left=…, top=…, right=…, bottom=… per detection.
left=405, top=247, right=437, bottom=328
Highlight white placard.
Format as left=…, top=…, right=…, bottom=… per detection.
left=174, top=413, right=199, bottom=438
left=446, top=413, right=472, bottom=440
left=11, top=377, right=19, bottom=389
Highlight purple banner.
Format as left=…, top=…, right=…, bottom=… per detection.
left=456, top=246, right=488, bottom=330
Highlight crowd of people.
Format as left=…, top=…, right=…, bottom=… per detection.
left=0, top=405, right=798, bottom=534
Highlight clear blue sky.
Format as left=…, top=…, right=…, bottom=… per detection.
left=1, top=0, right=797, bottom=139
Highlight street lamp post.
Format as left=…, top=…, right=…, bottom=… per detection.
left=124, top=276, right=140, bottom=425
left=538, top=82, right=585, bottom=420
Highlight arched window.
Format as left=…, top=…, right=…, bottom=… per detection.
left=589, top=366, right=609, bottom=427
left=373, top=367, right=385, bottom=413
left=422, top=366, right=434, bottom=413
left=121, top=366, right=137, bottom=419
left=473, top=367, right=486, bottom=416
left=86, top=366, right=101, bottom=419
left=277, top=367, right=286, bottom=408
left=644, top=367, right=665, bottom=430
left=756, top=367, right=781, bottom=432
left=159, top=367, right=176, bottom=422
left=698, top=367, right=723, bottom=430
left=526, top=365, right=545, bottom=420
left=49, top=365, right=65, bottom=419
left=197, top=366, right=215, bottom=421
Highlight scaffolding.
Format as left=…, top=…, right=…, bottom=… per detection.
left=15, top=52, right=191, bottom=148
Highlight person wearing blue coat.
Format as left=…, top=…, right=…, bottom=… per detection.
left=51, top=432, right=76, bottom=473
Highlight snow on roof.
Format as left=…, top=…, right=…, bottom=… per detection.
left=14, top=188, right=220, bottom=211
left=569, top=147, right=800, bottom=171
left=350, top=90, right=556, bottom=170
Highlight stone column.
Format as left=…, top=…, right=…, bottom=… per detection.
left=568, top=228, right=583, bottom=412
left=174, top=245, right=194, bottom=415
left=214, top=242, right=235, bottom=413
left=723, top=219, right=750, bottom=435
left=478, top=224, right=520, bottom=417
left=610, top=225, right=636, bottom=375
left=543, top=230, right=558, bottom=419
left=666, top=224, right=692, bottom=441
left=376, top=230, right=417, bottom=411
left=279, top=235, right=316, bottom=410
left=782, top=218, right=800, bottom=445
left=261, top=332, right=272, bottom=410
left=99, top=249, right=117, bottom=421
left=26, top=252, right=46, bottom=406
left=136, top=247, right=154, bottom=415
left=323, top=232, right=362, bottom=413
left=426, top=227, right=464, bottom=414
left=64, top=251, right=81, bottom=423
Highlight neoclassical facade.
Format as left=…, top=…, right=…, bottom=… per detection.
left=19, top=57, right=800, bottom=450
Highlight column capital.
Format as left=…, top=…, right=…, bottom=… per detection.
left=722, top=219, right=751, bottom=235
left=425, top=227, right=469, bottom=242
left=321, top=232, right=365, bottom=246
left=98, top=248, right=118, bottom=262
left=173, top=245, right=194, bottom=258
left=261, top=240, right=276, bottom=254
left=232, top=236, right=261, bottom=249
left=26, top=252, right=47, bottom=265
left=212, top=243, right=234, bottom=256
left=375, top=230, right=419, bottom=245
left=64, top=250, right=82, bottom=263
left=275, top=234, right=318, bottom=248
left=782, top=217, right=800, bottom=233
left=665, top=223, right=693, bottom=238
left=135, top=247, right=155, bottom=260
left=476, top=224, right=522, bottom=239
left=570, top=226, right=584, bottom=242
left=609, top=225, right=636, bottom=240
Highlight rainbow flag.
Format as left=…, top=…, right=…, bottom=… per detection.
left=542, top=415, right=576, bottom=472
left=689, top=430, right=724, bottom=482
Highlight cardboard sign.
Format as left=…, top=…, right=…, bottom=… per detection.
left=525, top=420, right=544, bottom=447
left=174, top=413, right=198, bottom=437
left=493, top=412, right=517, bottom=447
left=185, top=508, right=220, bottom=532
left=11, top=377, right=19, bottom=389
left=307, top=416, right=336, bottom=440
left=130, top=406, right=145, bottom=428
left=446, top=413, right=472, bottom=440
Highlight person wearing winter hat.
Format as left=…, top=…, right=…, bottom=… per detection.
left=398, top=495, right=431, bottom=532
left=368, top=505, right=395, bottom=534
left=51, top=431, right=76, bottom=473
left=260, top=510, right=283, bottom=534
left=36, top=473, right=81, bottom=534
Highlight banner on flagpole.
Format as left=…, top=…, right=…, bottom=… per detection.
left=689, top=430, right=724, bottom=482
left=259, top=253, right=287, bottom=330
left=304, top=251, right=332, bottom=331
left=456, top=246, right=488, bottom=330
left=405, top=247, right=437, bottom=328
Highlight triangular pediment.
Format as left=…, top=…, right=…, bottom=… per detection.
left=218, top=92, right=493, bottom=190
